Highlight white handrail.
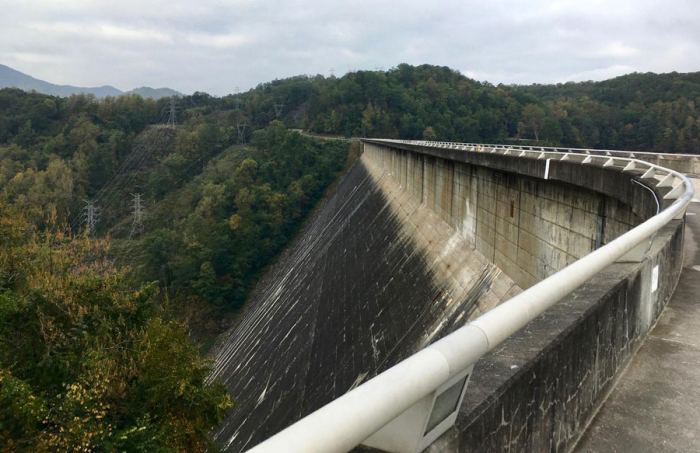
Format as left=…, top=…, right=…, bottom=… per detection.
left=406, top=140, right=700, bottom=159
left=247, top=140, right=693, bottom=453
left=496, top=142, right=695, bottom=158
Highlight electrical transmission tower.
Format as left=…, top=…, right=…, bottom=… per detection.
left=329, top=68, right=335, bottom=77
left=273, top=103, right=284, bottom=118
left=237, top=121, right=248, bottom=144
left=81, top=200, right=100, bottom=237
left=166, top=97, right=177, bottom=127
left=129, top=193, right=145, bottom=239
left=234, top=86, right=241, bottom=110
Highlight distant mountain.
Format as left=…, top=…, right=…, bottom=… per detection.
left=0, top=63, right=181, bottom=99
left=124, top=86, right=181, bottom=100
left=0, top=64, right=121, bottom=97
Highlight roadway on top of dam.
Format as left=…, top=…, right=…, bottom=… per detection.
left=575, top=179, right=700, bottom=452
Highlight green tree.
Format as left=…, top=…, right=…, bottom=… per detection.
left=0, top=208, right=232, bottom=451
left=521, top=104, right=546, bottom=141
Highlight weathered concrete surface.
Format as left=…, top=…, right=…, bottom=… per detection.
left=210, top=142, right=668, bottom=452
left=429, top=219, right=684, bottom=452
left=209, top=152, right=520, bottom=451
left=363, top=140, right=662, bottom=224
left=574, top=184, right=700, bottom=453
left=364, top=143, right=643, bottom=289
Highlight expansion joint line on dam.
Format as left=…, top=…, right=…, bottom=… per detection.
left=247, top=140, right=694, bottom=453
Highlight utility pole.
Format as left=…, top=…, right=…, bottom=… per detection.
left=129, top=193, right=145, bottom=239
left=166, top=97, right=177, bottom=127
left=237, top=121, right=248, bottom=144
left=82, top=199, right=100, bottom=237
left=273, top=103, right=284, bottom=118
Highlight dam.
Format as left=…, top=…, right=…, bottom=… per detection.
left=210, top=139, right=694, bottom=452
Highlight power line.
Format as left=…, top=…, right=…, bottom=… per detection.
left=70, top=126, right=173, bottom=234
left=110, top=150, right=211, bottom=265
left=69, top=130, right=155, bottom=230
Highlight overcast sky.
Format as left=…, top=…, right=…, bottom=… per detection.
left=1, top=0, right=699, bottom=96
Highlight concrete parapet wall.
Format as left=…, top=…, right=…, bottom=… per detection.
left=431, top=219, right=684, bottom=452
left=361, top=140, right=684, bottom=452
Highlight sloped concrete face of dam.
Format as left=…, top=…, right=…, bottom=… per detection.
left=210, top=143, right=643, bottom=451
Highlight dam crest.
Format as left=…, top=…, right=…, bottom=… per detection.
left=212, top=140, right=693, bottom=452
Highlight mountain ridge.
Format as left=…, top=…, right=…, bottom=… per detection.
left=0, top=63, right=181, bottom=99
left=124, top=86, right=181, bottom=99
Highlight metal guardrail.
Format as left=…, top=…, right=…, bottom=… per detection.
left=247, top=140, right=694, bottom=453
left=409, top=141, right=700, bottom=176
left=413, top=140, right=700, bottom=158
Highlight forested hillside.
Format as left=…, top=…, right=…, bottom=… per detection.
left=0, top=205, right=231, bottom=451
left=225, top=64, right=700, bottom=153
left=0, top=87, right=350, bottom=336
left=0, top=87, right=349, bottom=449
left=1, top=63, right=698, bottom=450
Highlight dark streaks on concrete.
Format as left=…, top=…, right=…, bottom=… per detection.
left=575, top=198, right=700, bottom=453
left=210, top=159, right=512, bottom=451
left=209, top=142, right=681, bottom=452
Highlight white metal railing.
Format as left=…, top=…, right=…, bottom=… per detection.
left=410, top=141, right=700, bottom=177
left=408, top=140, right=700, bottom=159
left=247, top=140, right=694, bottom=453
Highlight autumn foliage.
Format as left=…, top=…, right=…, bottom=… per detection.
left=0, top=207, right=231, bottom=452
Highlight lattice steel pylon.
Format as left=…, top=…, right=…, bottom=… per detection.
left=81, top=199, right=100, bottom=237
left=234, top=86, right=241, bottom=110
left=166, top=97, right=177, bottom=127
left=237, top=121, right=248, bottom=144
left=129, top=193, right=145, bottom=239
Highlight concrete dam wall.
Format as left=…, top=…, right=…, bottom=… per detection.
left=210, top=142, right=655, bottom=451
left=363, top=143, right=644, bottom=289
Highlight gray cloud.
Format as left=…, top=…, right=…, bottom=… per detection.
left=1, top=0, right=699, bottom=95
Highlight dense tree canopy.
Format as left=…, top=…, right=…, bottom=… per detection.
left=129, top=122, right=349, bottom=313
left=0, top=86, right=352, bottom=341
left=220, top=65, right=700, bottom=153
left=0, top=206, right=231, bottom=451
